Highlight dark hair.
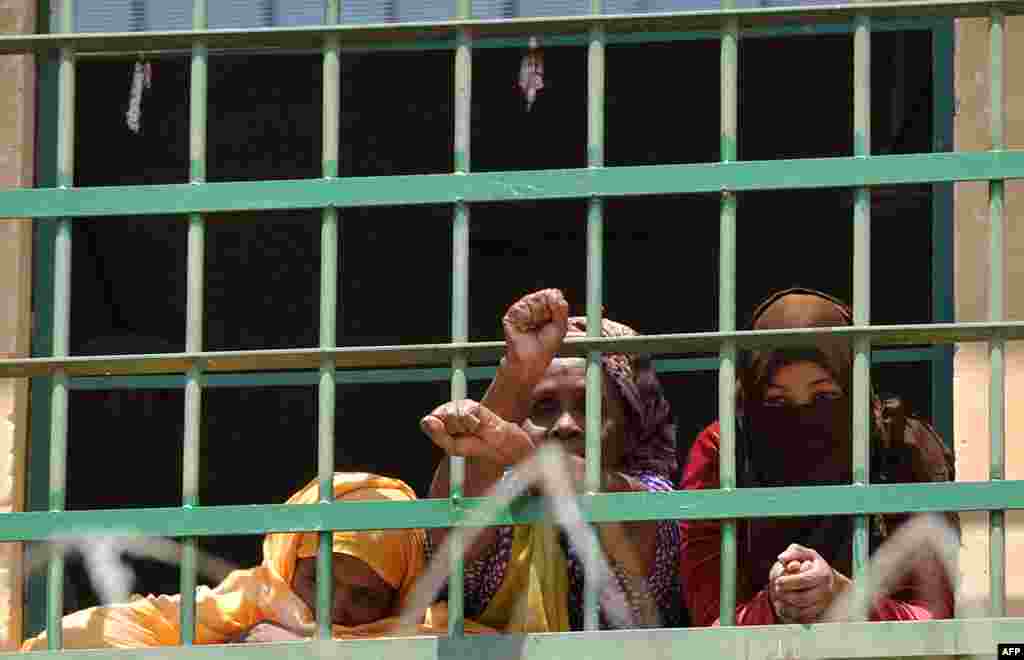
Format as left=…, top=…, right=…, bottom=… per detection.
left=610, top=354, right=678, bottom=481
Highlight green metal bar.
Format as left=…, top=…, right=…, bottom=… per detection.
left=930, top=20, right=955, bottom=446
left=4, top=480, right=1024, bottom=541
left=46, top=231, right=68, bottom=650
left=6, top=322, right=1024, bottom=379
left=46, top=0, right=75, bottom=648
left=5, top=151, right=1024, bottom=219
left=8, top=618, right=1024, bottom=660
left=851, top=12, right=871, bottom=591
left=62, top=347, right=939, bottom=391
left=988, top=6, right=1006, bottom=618
left=179, top=378, right=201, bottom=647
left=586, top=0, right=605, bottom=170
left=0, top=0, right=1021, bottom=55
left=179, top=0, right=207, bottom=645
left=584, top=0, right=605, bottom=631
left=316, top=362, right=336, bottom=640
left=61, top=17, right=948, bottom=62
left=317, top=0, right=342, bottom=639
left=448, top=0, right=472, bottom=637
left=717, top=7, right=738, bottom=628
left=26, top=0, right=58, bottom=636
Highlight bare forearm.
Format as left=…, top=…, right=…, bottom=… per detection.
left=427, top=359, right=539, bottom=557
left=479, top=358, right=537, bottom=425
left=427, top=454, right=503, bottom=562
left=428, top=359, right=536, bottom=502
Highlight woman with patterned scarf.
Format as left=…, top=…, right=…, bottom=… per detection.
left=421, top=289, right=682, bottom=631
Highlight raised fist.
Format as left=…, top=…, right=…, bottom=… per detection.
left=501, top=288, right=570, bottom=386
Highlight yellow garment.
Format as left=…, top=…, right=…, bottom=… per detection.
left=21, top=472, right=495, bottom=650
left=269, top=472, right=423, bottom=605
left=477, top=524, right=570, bottom=633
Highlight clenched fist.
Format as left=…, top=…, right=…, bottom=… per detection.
left=501, top=289, right=570, bottom=387
left=421, top=400, right=535, bottom=468
left=769, top=544, right=842, bottom=624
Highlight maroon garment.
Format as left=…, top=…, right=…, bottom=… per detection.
left=680, top=422, right=954, bottom=626
left=739, top=290, right=858, bottom=592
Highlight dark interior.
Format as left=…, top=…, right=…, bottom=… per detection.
left=27, top=30, right=941, bottom=623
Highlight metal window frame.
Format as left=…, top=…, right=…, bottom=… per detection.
left=3, top=0, right=1021, bottom=657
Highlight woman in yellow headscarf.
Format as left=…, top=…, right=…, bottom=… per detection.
left=22, top=472, right=493, bottom=650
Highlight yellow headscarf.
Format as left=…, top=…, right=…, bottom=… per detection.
left=21, top=472, right=494, bottom=650
left=265, top=472, right=424, bottom=607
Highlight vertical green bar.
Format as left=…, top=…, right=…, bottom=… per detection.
left=583, top=0, right=605, bottom=633
left=317, top=0, right=341, bottom=639
left=717, top=11, right=738, bottom=628
left=851, top=13, right=871, bottom=590
left=179, top=0, right=207, bottom=645
left=987, top=6, right=1006, bottom=619
left=448, top=0, right=471, bottom=638
left=930, top=21, right=955, bottom=448
left=27, top=0, right=57, bottom=638
left=47, top=0, right=75, bottom=648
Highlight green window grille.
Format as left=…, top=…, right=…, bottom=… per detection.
left=0, top=0, right=1022, bottom=657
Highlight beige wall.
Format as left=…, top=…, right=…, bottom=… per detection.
left=0, top=0, right=35, bottom=650
left=954, top=16, right=1024, bottom=617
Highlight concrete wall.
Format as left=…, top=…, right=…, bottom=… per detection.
left=0, top=0, right=35, bottom=649
left=953, top=16, right=1024, bottom=617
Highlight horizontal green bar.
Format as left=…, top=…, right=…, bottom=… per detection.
left=2, top=497, right=535, bottom=541
left=67, top=366, right=484, bottom=390
left=870, top=346, right=944, bottom=363
left=586, top=479, right=1024, bottom=522
left=0, top=0, right=1019, bottom=56
left=72, top=17, right=943, bottom=61
left=63, top=347, right=939, bottom=391
left=0, top=323, right=1019, bottom=379
left=3, top=480, right=1021, bottom=542
left=2, top=152, right=1023, bottom=219
left=6, top=618, right=1024, bottom=660
left=599, top=15, right=944, bottom=41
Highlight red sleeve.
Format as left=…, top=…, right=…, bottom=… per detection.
left=867, top=547, right=954, bottom=621
left=679, top=424, right=954, bottom=626
left=679, top=423, right=778, bottom=627
left=869, top=597, right=946, bottom=621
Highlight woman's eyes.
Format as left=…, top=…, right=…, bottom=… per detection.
left=531, top=399, right=559, bottom=416
left=349, top=585, right=389, bottom=609
left=763, top=391, right=841, bottom=407
left=303, top=573, right=387, bottom=610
